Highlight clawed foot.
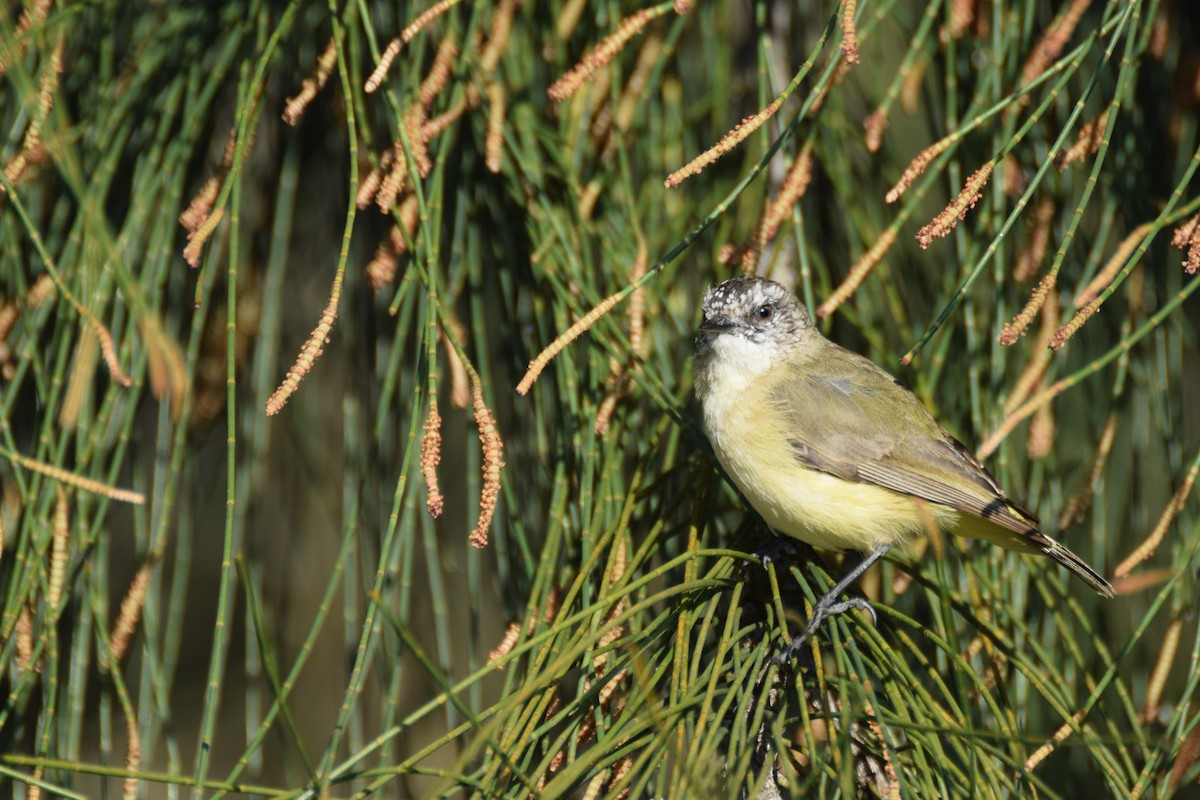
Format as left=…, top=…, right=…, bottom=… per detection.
left=774, top=595, right=877, bottom=667
left=749, top=536, right=802, bottom=571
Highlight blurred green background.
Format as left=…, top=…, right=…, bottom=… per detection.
left=1, top=0, right=1199, bottom=797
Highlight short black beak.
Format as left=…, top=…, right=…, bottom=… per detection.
left=699, top=314, right=734, bottom=334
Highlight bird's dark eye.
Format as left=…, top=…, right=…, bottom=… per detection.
left=756, top=304, right=773, bottom=320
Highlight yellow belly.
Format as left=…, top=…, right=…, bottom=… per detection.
left=700, top=375, right=962, bottom=553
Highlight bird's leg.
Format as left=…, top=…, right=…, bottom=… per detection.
left=775, top=544, right=891, bottom=666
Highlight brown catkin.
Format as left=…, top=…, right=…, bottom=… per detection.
left=666, top=96, right=785, bottom=188
left=356, top=149, right=391, bottom=209
left=840, top=0, right=860, bottom=64
left=420, top=399, right=444, bottom=518
left=900, top=55, right=928, bottom=113
left=1019, top=0, right=1092, bottom=91
left=818, top=227, right=899, bottom=318
left=998, top=272, right=1057, bottom=346
left=915, top=161, right=994, bottom=248
left=863, top=107, right=888, bottom=153
left=1076, top=221, right=1152, bottom=306
left=469, top=374, right=504, bottom=549
left=47, top=488, right=68, bottom=617
left=1002, top=295, right=1059, bottom=415
left=110, top=564, right=153, bottom=663
left=0, top=302, right=18, bottom=365
left=610, top=756, right=634, bottom=799
left=1025, top=710, right=1087, bottom=773
left=1049, top=298, right=1099, bottom=351
left=886, top=137, right=952, bottom=203
left=419, top=33, right=458, bottom=107
left=179, top=174, right=222, bottom=232
left=1141, top=617, right=1183, bottom=722
left=376, top=149, right=408, bottom=214
left=547, top=6, right=668, bottom=103
left=15, top=605, right=34, bottom=671
left=488, top=622, right=522, bottom=667
left=282, top=37, right=338, bottom=125
left=366, top=228, right=401, bottom=291
left=1057, top=111, right=1108, bottom=169
left=421, top=96, right=469, bottom=140
left=556, top=0, right=589, bottom=40
left=266, top=276, right=343, bottom=415
left=365, top=0, right=464, bottom=92
left=10, top=451, right=144, bottom=504
left=516, top=292, right=623, bottom=395
left=123, top=713, right=141, bottom=800
left=1013, top=197, right=1056, bottom=283
left=1170, top=214, right=1199, bottom=249
left=1175, top=215, right=1200, bottom=275
left=1058, top=413, right=1118, bottom=528
left=26, top=272, right=55, bottom=308
left=183, top=207, right=225, bottom=267
left=1027, top=402, right=1055, bottom=460
left=947, top=0, right=975, bottom=40
left=485, top=82, right=506, bottom=172
left=480, top=0, right=517, bottom=73
left=1002, top=154, right=1029, bottom=196
left=760, top=140, right=815, bottom=241
left=613, top=35, right=663, bottom=134
left=1113, top=458, right=1200, bottom=578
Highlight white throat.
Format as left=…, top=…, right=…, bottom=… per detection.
left=697, top=333, right=782, bottom=399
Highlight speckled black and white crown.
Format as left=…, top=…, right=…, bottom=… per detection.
left=701, top=276, right=812, bottom=338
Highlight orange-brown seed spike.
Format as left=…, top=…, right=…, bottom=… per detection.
left=266, top=274, right=344, bottom=415
left=48, top=488, right=68, bottom=617
left=1057, top=111, right=1108, bottom=170
left=110, top=564, right=153, bottom=663
left=123, top=714, right=141, bottom=800
left=1025, top=710, right=1088, bottom=773
left=365, top=0, right=465, bottom=93
left=1013, top=197, right=1056, bottom=283
left=183, top=208, right=225, bottom=267
left=480, top=0, right=517, bottom=73
left=419, top=33, right=458, bottom=108
left=761, top=140, right=815, bottom=241
left=283, top=37, right=338, bottom=125
left=486, top=82, right=506, bottom=172
left=886, top=137, right=952, bottom=204
left=516, top=292, right=622, bottom=395
left=998, top=272, right=1057, bottom=346
left=666, top=96, right=785, bottom=188
left=1049, top=298, right=1099, bottom=351
left=915, top=161, right=994, bottom=248
left=863, top=107, right=888, bottom=153
left=421, top=399, right=444, bottom=518
left=818, top=227, right=899, bottom=318
left=547, top=5, right=670, bottom=103
left=1076, top=221, right=1151, bottom=307
left=1019, top=0, right=1092, bottom=92
left=840, top=0, right=860, bottom=64
left=469, top=373, right=504, bottom=548
left=1113, top=458, right=1200, bottom=578
left=9, top=450, right=144, bottom=504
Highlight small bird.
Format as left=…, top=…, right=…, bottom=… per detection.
left=693, top=276, right=1113, bottom=663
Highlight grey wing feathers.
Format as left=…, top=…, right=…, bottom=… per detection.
left=772, top=344, right=1115, bottom=597
left=772, top=346, right=1038, bottom=535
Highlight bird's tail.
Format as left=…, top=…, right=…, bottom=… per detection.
left=957, top=512, right=1114, bottom=598
left=1027, top=531, right=1115, bottom=598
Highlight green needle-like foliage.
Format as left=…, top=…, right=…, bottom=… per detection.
left=1, top=0, right=1198, bottom=798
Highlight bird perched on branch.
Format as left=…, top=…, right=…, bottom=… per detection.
left=693, top=276, right=1113, bottom=663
